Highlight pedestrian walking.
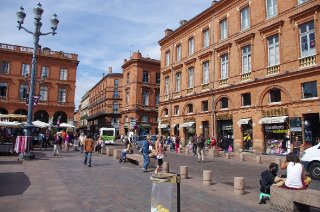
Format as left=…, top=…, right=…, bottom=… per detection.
left=175, top=135, right=180, bottom=153
left=83, top=134, right=95, bottom=167
left=292, top=136, right=302, bottom=158
left=53, top=133, right=61, bottom=156
left=38, top=132, right=44, bottom=150
left=197, top=134, right=205, bottom=163
left=79, top=132, right=85, bottom=153
left=142, top=137, right=150, bottom=172
left=192, top=134, right=197, bottom=156
left=154, top=137, right=165, bottom=174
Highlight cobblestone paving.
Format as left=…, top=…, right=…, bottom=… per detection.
left=0, top=148, right=319, bottom=212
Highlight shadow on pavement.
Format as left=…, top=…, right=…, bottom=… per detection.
left=0, top=160, right=22, bottom=165
left=0, top=172, right=30, bottom=196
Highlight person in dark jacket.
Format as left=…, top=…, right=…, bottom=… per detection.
left=259, top=162, right=279, bottom=204
left=142, top=137, right=151, bottom=172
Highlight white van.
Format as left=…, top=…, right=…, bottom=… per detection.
left=300, top=143, right=320, bottom=180
left=99, top=128, right=115, bottom=144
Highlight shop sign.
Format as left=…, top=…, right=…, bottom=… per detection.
left=265, top=124, right=289, bottom=134
left=183, top=118, right=195, bottom=123
left=216, top=113, right=233, bottom=120
left=262, top=107, right=288, bottom=117
left=290, top=117, right=302, bottom=132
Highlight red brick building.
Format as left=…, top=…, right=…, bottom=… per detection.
left=158, top=0, right=320, bottom=153
left=87, top=67, right=122, bottom=135
left=0, top=43, right=78, bottom=124
left=120, top=52, right=160, bottom=136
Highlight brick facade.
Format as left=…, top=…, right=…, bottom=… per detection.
left=158, top=0, right=320, bottom=153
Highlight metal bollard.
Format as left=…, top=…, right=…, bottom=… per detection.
left=162, top=162, right=169, bottom=173
left=256, top=155, right=262, bottom=164
left=226, top=152, right=230, bottom=159
left=240, top=153, right=245, bottom=161
left=106, top=147, right=115, bottom=156
left=113, top=149, right=122, bottom=160
left=100, top=147, right=106, bottom=154
left=213, top=149, right=219, bottom=157
left=234, top=177, right=245, bottom=195
left=180, top=166, right=188, bottom=179
left=203, top=170, right=212, bottom=186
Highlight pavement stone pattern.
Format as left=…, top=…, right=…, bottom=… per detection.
left=0, top=146, right=319, bottom=212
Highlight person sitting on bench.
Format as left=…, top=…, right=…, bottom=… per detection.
left=119, top=138, right=132, bottom=162
left=259, top=162, right=280, bottom=204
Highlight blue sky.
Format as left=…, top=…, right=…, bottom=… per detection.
left=0, top=0, right=211, bottom=108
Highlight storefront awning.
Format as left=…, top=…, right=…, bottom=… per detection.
left=180, top=122, right=195, bottom=128
left=159, top=124, right=168, bottom=129
left=238, top=118, right=251, bottom=126
left=259, top=116, right=288, bottom=124
left=171, top=124, right=178, bottom=128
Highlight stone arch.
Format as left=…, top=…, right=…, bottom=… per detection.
left=34, top=110, right=49, bottom=123
left=14, top=109, right=28, bottom=115
left=214, top=95, right=233, bottom=111
left=0, top=108, right=8, bottom=114
left=161, top=107, right=169, bottom=117
left=53, top=111, right=68, bottom=125
left=182, top=102, right=195, bottom=115
left=258, top=85, right=291, bottom=107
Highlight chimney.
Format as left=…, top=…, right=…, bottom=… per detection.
left=212, top=0, right=219, bottom=5
left=123, top=59, right=127, bottom=64
left=179, top=20, right=188, bottom=26
left=131, top=51, right=142, bottom=59
left=165, top=29, right=173, bottom=36
left=108, top=67, right=112, bottom=74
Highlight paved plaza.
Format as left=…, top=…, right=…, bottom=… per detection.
left=0, top=147, right=319, bottom=212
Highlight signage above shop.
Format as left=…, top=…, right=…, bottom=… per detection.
left=216, top=113, right=233, bottom=120
left=262, top=107, right=288, bottom=118
left=259, top=116, right=288, bottom=124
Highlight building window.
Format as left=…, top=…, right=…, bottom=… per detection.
left=39, top=86, right=48, bottom=102
left=242, top=45, right=251, bottom=74
left=187, top=104, right=193, bottom=114
left=298, top=0, right=309, bottom=4
left=203, top=28, right=209, bottom=48
left=114, top=79, right=119, bottom=87
left=163, top=108, right=168, bottom=116
left=165, top=76, right=169, bottom=96
left=220, top=18, right=228, bottom=40
left=165, top=51, right=170, bottom=67
left=221, top=54, right=228, bottom=80
left=268, top=35, right=280, bottom=66
left=202, top=61, right=209, bottom=84
left=174, top=106, right=179, bottom=115
left=126, top=91, right=129, bottom=105
left=240, top=7, right=250, bottom=31
left=302, top=81, right=317, bottom=99
left=242, top=93, right=251, bottom=106
left=176, top=44, right=181, bottom=62
left=299, top=21, right=315, bottom=58
left=143, top=71, right=149, bottom=84
left=155, top=91, right=160, bottom=106
left=0, top=83, right=8, bottom=98
left=221, top=97, right=228, bottom=109
left=142, top=90, right=149, bottom=106
left=113, top=101, right=119, bottom=112
left=175, top=72, right=181, bottom=92
left=19, top=84, right=28, bottom=100
left=58, top=87, right=67, bottom=103
left=0, top=61, right=10, bottom=74
left=142, top=115, right=148, bottom=122
left=188, top=37, right=194, bottom=56
left=60, top=68, right=68, bottom=80
left=188, top=67, right=194, bottom=88
left=41, top=66, right=49, bottom=79
left=202, top=101, right=208, bottom=112
left=156, top=73, right=160, bottom=84
left=114, top=89, right=119, bottom=98
left=127, top=73, right=130, bottom=85
left=269, top=88, right=281, bottom=103
left=21, top=64, right=30, bottom=76
left=266, top=0, right=277, bottom=19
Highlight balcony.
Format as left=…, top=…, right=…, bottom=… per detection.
left=38, top=100, right=48, bottom=104
left=300, top=55, right=316, bottom=68
left=173, top=91, right=181, bottom=98
left=219, top=78, right=228, bottom=86
left=0, top=96, right=7, bottom=101
left=164, top=95, right=169, bottom=100
left=58, top=101, right=66, bottom=106
left=267, top=65, right=280, bottom=76
left=201, top=83, right=209, bottom=90
left=241, top=72, right=251, bottom=81
left=187, top=87, right=194, bottom=93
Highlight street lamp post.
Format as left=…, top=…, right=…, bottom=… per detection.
left=16, top=3, right=59, bottom=138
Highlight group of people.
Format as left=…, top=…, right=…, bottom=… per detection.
left=52, top=130, right=77, bottom=156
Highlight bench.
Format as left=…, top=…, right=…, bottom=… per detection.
left=125, top=154, right=155, bottom=168
left=270, top=186, right=320, bottom=211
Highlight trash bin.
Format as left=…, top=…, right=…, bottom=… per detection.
left=150, top=173, right=181, bottom=212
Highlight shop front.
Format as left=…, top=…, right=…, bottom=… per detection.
left=238, top=118, right=253, bottom=151
left=216, top=113, right=234, bottom=151
left=180, top=119, right=195, bottom=146
left=171, top=124, right=179, bottom=136
left=159, top=123, right=170, bottom=136
left=259, top=116, right=289, bottom=155
left=303, top=113, right=320, bottom=147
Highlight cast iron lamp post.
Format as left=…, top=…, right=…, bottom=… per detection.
left=16, top=3, right=59, bottom=137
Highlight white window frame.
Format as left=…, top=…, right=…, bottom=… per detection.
left=176, top=44, right=181, bottom=62
left=175, top=72, right=181, bottom=92
left=60, top=68, right=68, bottom=81
left=142, top=115, right=148, bottom=122
left=187, top=104, right=193, bottom=114
left=188, top=37, right=194, bottom=56
left=302, top=81, right=318, bottom=99
left=242, top=45, right=251, bottom=74
left=298, top=0, right=309, bottom=4
left=174, top=106, right=179, bottom=115
left=39, top=86, right=48, bottom=102
left=143, top=71, right=149, bottom=83
left=188, top=67, right=194, bottom=88
left=155, top=91, right=160, bottom=106
left=142, top=90, right=149, bottom=106
left=58, top=87, right=67, bottom=103
left=240, top=7, right=250, bottom=31
left=165, top=77, right=169, bottom=96
left=41, top=66, right=49, bottom=79
left=1, top=61, right=10, bottom=74
left=21, top=64, right=30, bottom=76
left=266, top=0, right=278, bottom=19
left=203, top=28, right=209, bottom=48
left=268, top=35, right=280, bottom=66
left=202, top=61, right=209, bottom=84
left=220, top=19, right=228, bottom=40
left=0, top=82, right=8, bottom=98
left=19, top=84, right=28, bottom=99
left=165, top=51, right=170, bottom=67
left=220, top=54, right=228, bottom=80
left=299, top=21, right=316, bottom=58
